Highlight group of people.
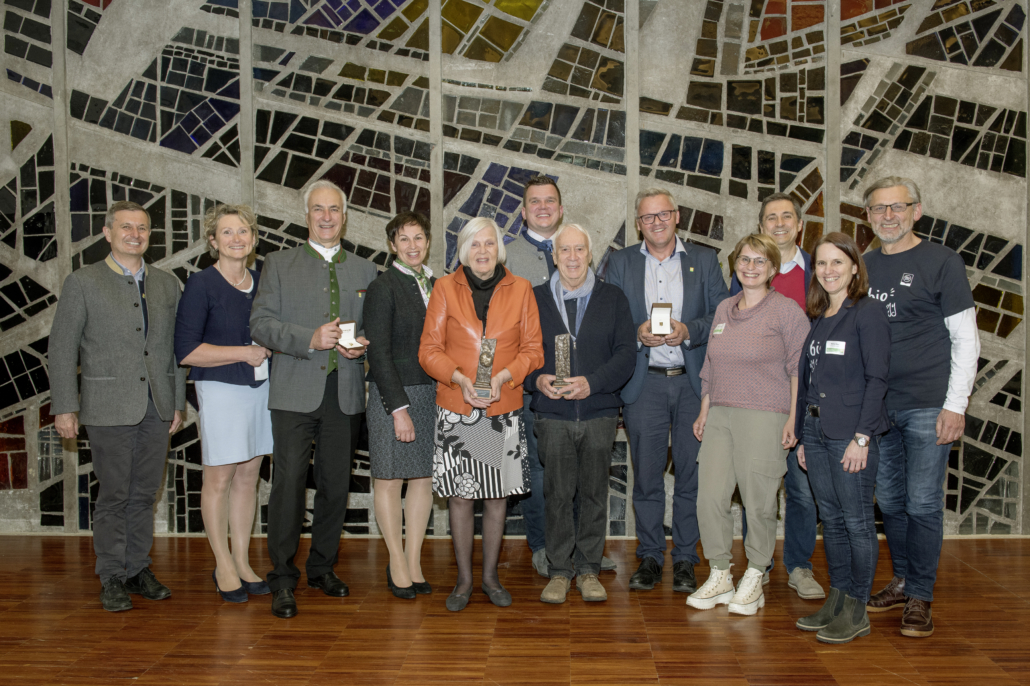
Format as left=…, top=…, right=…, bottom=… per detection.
left=49, top=173, right=977, bottom=645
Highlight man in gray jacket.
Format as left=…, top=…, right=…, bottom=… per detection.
left=50, top=200, right=186, bottom=612
left=250, top=180, right=377, bottom=618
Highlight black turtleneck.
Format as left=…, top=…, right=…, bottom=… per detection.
left=463, top=263, right=505, bottom=326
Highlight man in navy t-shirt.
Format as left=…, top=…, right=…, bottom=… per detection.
left=861, top=176, right=979, bottom=639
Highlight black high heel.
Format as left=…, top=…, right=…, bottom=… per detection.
left=386, top=565, right=416, bottom=600
left=213, top=569, right=248, bottom=603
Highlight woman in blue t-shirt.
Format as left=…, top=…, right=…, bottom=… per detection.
left=793, top=231, right=891, bottom=644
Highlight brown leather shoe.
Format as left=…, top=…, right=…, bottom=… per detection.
left=866, top=577, right=906, bottom=613
left=900, top=597, right=934, bottom=637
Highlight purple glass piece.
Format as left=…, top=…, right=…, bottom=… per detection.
left=487, top=187, right=505, bottom=206
left=496, top=214, right=509, bottom=229
left=304, top=9, right=335, bottom=27
left=499, top=194, right=520, bottom=213
left=482, top=162, right=507, bottom=185
left=459, top=182, right=487, bottom=216
left=506, top=167, right=538, bottom=185
left=343, top=8, right=380, bottom=34
left=372, top=0, right=397, bottom=20
left=209, top=98, right=240, bottom=121
left=160, top=126, right=199, bottom=154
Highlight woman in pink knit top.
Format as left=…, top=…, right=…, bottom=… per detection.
left=687, top=233, right=810, bottom=616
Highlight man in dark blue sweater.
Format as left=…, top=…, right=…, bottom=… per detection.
left=526, top=224, right=636, bottom=603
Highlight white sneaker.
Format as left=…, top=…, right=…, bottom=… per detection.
left=686, top=567, right=734, bottom=610
left=728, top=568, right=766, bottom=615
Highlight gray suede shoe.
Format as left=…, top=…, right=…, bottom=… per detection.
left=817, top=594, right=871, bottom=644
left=532, top=549, right=549, bottom=578
left=796, top=587, right=844, bottom=631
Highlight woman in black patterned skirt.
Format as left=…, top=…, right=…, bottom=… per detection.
left=363, top=211, right=436, bottom=600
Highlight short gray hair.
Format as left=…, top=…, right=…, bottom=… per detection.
left=863, top=176, right=921, bottom=206
left=551, top=223, right=593, bottom=260
left=634, top=187, right=676, bottom=215
left=302, top=179, right=348, bottom=214
left=457, top=217, right=507, bottom=267
left=105, top=200, right=150, bottom=229
left=757, top=192, right=802, bottom=226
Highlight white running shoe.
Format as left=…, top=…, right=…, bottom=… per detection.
left=728, top=567, right=766, bottom=615
left=686, top=567, right=735, bottom=610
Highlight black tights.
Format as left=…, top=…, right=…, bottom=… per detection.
left=449, top=496, right=508, bottom=593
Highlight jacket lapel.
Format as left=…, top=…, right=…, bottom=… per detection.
left=628, top=249, right=648, bottom=317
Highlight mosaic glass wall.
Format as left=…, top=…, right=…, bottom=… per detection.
left=0, top=0, right=1025, bottom=539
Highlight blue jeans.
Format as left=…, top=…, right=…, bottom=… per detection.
left=516, top=394, right=546, bottom=552
left=875, top=407, right=951, bottom=602
left=623, top=373, right=701, bottom=565
left=741, top=444, right=819, bottom=572
left=803, top=415, right=880, bottom=603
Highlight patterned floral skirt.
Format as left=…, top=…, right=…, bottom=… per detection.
left=432, top=406, right=529, bottom=499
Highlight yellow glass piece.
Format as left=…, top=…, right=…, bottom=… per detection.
left=339, top=63, right=366, bottom=80
left=493, top=0, right=543, bottom=22
left=941, top=2, right=970, bottom=22
left=592, top=11, right=618, bottom=47
left=406, top=19, right=429, bottom=49
left=368, top=68, right=386, bottom=83
left=1002, top=292, right=1024, bottom=315
left=378, top=17, right=409, bottom=41
left=464, top=35, right=504, bottom=62
left=402, top=0, right=429, bottom=22
left=479, top=15, right=523, bottom=51
left=442, top=0, right=484, bottom=33
left=442, top=22, right=464, bottom=54
left=386, top=71, right=407, bottom=86
left=609, top=17, right=624, bottom=52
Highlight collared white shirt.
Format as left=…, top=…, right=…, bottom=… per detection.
left=109, top=254, right=146, bottom=282
left=525, top=227, right=551, bottom=244
left=641, top=237, right=686, bottom=368
left=779, top=245, right=803, bottom=274
left=308, top=240, right=341, bottom=260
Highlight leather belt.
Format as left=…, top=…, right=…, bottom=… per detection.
left=648, top=366, right=686, bottom=377
left=807, top=404, right=820, bottom=417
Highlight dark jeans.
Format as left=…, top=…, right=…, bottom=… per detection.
left=536, top=415, right=617, bottom=578
left=623, top=373, right=701, bottom=565
left=741, top=444, right=819, bottom=573
left=515, top=394, right=546, bottom=552
left=875, top=407, right=951, bottom=602
left=85, top=398, right=171, bottom=582
left=803, top=415, right=880, bottom=603
left=267, top=372, right=361, bottom=591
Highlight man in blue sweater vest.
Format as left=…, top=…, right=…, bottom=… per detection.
left=526, top=224, right=636, bottom=603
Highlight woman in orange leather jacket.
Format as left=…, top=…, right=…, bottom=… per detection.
left=419, top=217, right=543, bottom=612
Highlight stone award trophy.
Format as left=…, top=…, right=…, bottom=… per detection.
left=473, top=338, right=497, bottom=398
left=651, top=303, right=673, bottom=336
left=553, top=333, right=572, bottom=388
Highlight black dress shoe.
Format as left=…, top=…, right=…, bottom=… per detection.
left=271, top=588, right=297, bottom=618
left=100, top=578, right=132, bottom=612
left=124, top=568, right=171, bottom=600
left=672, top=560, right=697, bottom=593
left=629, top=557, right=663, bottom=590
left=412, top=580, right=432, bottom=595
left=213, top=569, right=248, bottom=603
left=386, top=565, right=416, bottom=600
left=308, top=571, right=349, bottom=597
left=240, top=578, right=271, bottom=595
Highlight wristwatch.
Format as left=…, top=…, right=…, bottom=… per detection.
left=853, top=434, right=869, bottom=448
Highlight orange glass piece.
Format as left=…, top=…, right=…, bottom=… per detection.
left=842, top=0, right=874, bottom=20
left=760, top=16, right=787, bottom=39
left=792, top=4, right=824, bottom=30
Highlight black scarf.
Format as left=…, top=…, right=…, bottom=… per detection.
left=463, top=263, right=505, bottom=326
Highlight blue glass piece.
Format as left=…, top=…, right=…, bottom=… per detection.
left=680, top=136, right=703, bottom=172
left=499, top=194, right=521, bottom=213
left=269, top=2, right=289, bottom=20
left=840, top=147, right=865, bottom=166
left=639, top=130, right=666, bottom=166
left=289, top=0, right=306, bottom=23
left=69, top=179, right=88, bottom=212
left=254, top=68, right=279, bottom=82
left=658, top=135, right=680, bottom=167
left=192, top=100, right=216, bottom=122
left=496, top=214, right=509, bottom=229
left=483, top=162, right=507, bottom=186
left=190, top=125, right=214, bottom=148
left=503, top=180, right=525, bottom=196
left=487, top=187, right=505, bottom=206
left=304, top=9, right=335, bottom=28
left=506, top=167, right=537, bottom=186
left=161, top=126, right=199, bottom=154
left=445, top=219, right=463, bottom=269
left=326, top=0, right=344, bottom=10
left=204, top=67, right=236, bottom=94
left=343, top=8, right=380, bottom=34
left=780, top=154, right=814, bottom=172
left=279, top=51, right=295, bottom=66
left=253, top=0, right=270, bottom=17
left=459, top=182, right=487, bottom=216
left=373, top=0, right=398, bottom=20
left=698, top=139, right=723, bottom=176
left=1005, top=3, right=1025, bottom=31
left=180, top=111, right=202, bottom=133
left=209, top=98, right=240, bottom=121
left=991, top=244, right=1022, bottom=280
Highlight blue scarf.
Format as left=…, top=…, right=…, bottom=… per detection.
left=550, top=268, right=594, bottom=340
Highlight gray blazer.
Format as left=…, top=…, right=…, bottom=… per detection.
left=49, top=256, right=187, bottom=426
left=250, top=245, right=378, bottom=415
left=504, top=232, right=552, bottom=287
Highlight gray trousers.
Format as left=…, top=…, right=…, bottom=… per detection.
left=536, top=415, right=617, bottom=578
left=85, top=398, right=171, bottom=583
left=697, top=406, right=788, bottom=572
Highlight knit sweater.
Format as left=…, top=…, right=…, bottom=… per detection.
left=699, top=289, right=809, bottom=415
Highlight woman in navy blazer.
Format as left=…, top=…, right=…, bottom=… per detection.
left=793, top=232, right=890, bottom=645
left=175, top=204, right=273, bottom=603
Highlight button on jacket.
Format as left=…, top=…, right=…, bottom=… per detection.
left=419, top=266, right=544, bottom=417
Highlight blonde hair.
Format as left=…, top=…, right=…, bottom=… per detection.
left=204, top=204, right=258, bottom=259
left=728, top=233, right=781, bottom=286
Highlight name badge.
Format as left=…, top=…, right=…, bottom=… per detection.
left=826, top=341, right=846, bottom=355
left=713, top=323, right=726, bottom=335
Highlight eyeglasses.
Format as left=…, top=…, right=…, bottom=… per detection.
left=867, top=202, right=915, bottom=215
left=736, top=256, right=769, bottom=268
left=637, top=210, right=674, bottom=225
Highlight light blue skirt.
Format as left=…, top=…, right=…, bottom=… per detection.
left=195, top=380, right=274, bottom=466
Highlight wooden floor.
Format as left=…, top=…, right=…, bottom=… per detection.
left=1, top=537, right=1028, bottom=686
